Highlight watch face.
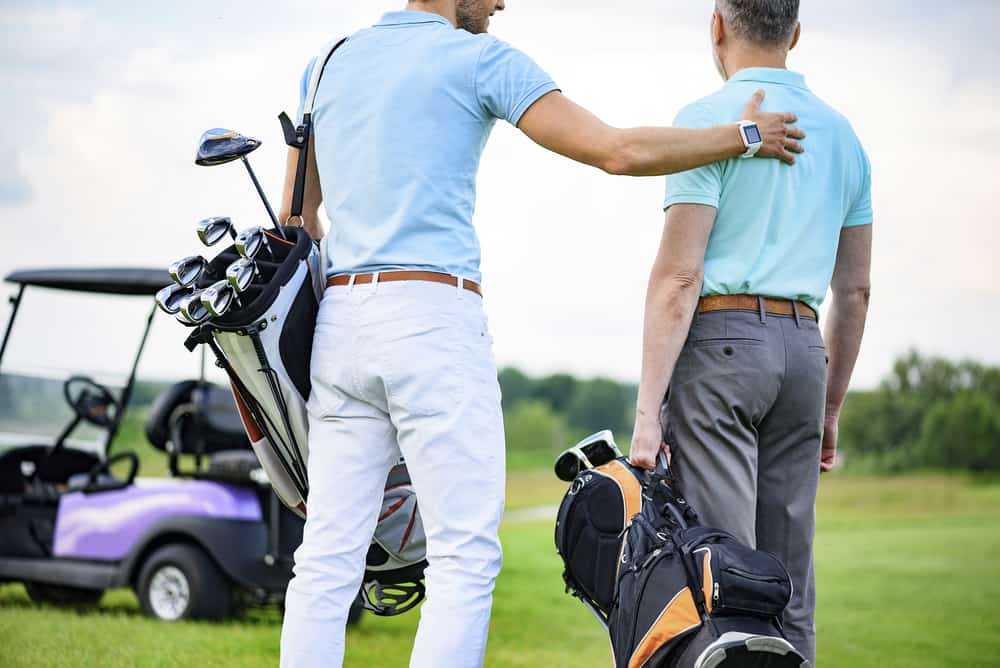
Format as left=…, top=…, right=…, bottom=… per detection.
left=745, top=124, right=762, bottom=144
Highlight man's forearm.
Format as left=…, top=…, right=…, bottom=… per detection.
left=823, top=287, right=870, bottom=418
left=612, top=125, right=744, bottom=177
left=636, top=273, right=703, bottom=421
left=518, top=91, right=801, bottom=177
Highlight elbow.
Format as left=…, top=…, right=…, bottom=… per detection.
left=835, top=283, right=872, bottom=310
left=600, top=134, right=638, bottom=176
left=652, top=267, right=704, bottom=302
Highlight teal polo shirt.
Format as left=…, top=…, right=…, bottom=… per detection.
left=664, top=68, right=873, bottom=309
left=299, top=11, right=559, bottom=282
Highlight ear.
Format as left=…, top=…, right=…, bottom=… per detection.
left=711, top=10, right=725, bottom=46
left=789, top=22, right=802, bottom=51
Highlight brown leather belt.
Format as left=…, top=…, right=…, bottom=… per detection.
left=698, top=294, right=817, bottom=320
left=326, top=270, right=482, bottom=296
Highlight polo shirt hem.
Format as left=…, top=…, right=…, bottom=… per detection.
left=508, top=81, right=561, bottom=127
left=842, top=217, right=873, bottom=228
left=663, top=193, right=721, bottom=210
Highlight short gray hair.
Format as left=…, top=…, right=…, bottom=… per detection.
left=717, top=0, right=800, bottom=46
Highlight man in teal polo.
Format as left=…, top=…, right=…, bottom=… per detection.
left=630, top=1, right=873, bottom=665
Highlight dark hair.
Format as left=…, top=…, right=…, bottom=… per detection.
left=718, top=0, right=800, bottom=46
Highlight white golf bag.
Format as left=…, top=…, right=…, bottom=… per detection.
left=177, top=226, right=427, bottom=615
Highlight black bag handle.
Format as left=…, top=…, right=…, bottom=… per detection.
left=278, top=37, right=349, bottom=226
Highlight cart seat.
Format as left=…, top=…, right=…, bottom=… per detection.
left=0, top=445, right=101, bottom=495
left=146, top=381, right=251, bottom=453
left=145, top=381, right=259, bottom=484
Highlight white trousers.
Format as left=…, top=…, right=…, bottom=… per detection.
left=280, top=280, right=506, bottom=668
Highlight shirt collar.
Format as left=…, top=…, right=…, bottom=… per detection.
left=728, top=67, right=809, bottom=90
left=375, top=10, right=452, bottom=28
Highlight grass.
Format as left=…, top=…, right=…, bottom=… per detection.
left=1, top=464, right=999, bottom=666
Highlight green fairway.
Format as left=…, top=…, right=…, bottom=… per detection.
left=1, top=473, right=998, bottom=667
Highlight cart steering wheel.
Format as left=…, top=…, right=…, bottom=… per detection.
left=63, top=376, right=121, bottom=429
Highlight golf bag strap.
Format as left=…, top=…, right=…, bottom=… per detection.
left=279, top=37, right=348, bottom=223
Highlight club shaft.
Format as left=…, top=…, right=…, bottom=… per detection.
left=241, top=156, right=285, bottom=239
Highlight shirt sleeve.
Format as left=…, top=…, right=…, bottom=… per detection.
left=476, top=38, right=559, bottom=126
left=663, top=103, right=724, bottom=211
left=844, top=146, right=873, bottom=228
left=295, top=58, right=317, bottom=125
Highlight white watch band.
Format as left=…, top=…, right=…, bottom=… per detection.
left=738, top=120, right=763, bottom=159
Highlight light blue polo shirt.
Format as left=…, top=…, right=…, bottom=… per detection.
left=664, top=68, right=873, bottom=309
left=298, top=11, right=559, bottom=282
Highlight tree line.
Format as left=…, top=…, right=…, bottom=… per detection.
left=498, top=352, right=1000, bottom=473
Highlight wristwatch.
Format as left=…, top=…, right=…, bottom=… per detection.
left=738, top=120, right=763, bottom=158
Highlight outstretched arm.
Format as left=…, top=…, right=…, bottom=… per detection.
left=278, top=146, right=325, bottom=241
left=630, top=204, right=717, bottom=470
left=517, top=90, right=804, bottom=176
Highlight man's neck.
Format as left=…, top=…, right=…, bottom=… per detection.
left=406, top=1, right=457, bottom=27
left=722, top=45, right=788, bottom=80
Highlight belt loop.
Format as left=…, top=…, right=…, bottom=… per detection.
left=372, top=271, right=381, bottom=295
left=456, top=276, right=464, bottom=299
left=348, top=273, right=357, bottom=289
left=791, top=300, right=802, bottom=328
left=758, top=296, right=766, bottom=324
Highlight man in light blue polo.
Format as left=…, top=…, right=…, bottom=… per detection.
left=277, top=1, right=807, bottom=666
left=630, top=1, right=873, bottom=665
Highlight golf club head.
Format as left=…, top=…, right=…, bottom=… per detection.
left=226, top=257, right=260, bottom=293
left=195, top=128, right=261, bottom=166
left=178, top=290, right=213, bottom=325
left=235, top=226, right=271, bottom=260
left=155, top=283, right=192, bottom=315
left=554, top=430, right=623, bottom=482
left=201, top=280, right=240, bottom=318
left=197, top=216, right=236, bottom=247
left=168, top=255, right=208, bottom=288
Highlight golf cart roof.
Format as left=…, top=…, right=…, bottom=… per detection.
left=5, top=268, right=170, bottom=297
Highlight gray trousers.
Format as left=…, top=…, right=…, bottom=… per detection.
left=662, top=307, right=827, bottom=665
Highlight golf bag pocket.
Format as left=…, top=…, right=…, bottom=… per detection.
left=555, top=459, right=643, bottom=616
left=687, top=530, right=791, bottom=619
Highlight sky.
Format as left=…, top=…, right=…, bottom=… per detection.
left=0, top=0, right=998, bottom=390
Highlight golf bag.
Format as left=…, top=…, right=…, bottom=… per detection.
left=555, top=441, right=804, bottom=667
left=173, top=227, right=427, bottom=616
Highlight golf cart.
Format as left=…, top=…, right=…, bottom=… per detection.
left=0, top=267, right=337, bottom=622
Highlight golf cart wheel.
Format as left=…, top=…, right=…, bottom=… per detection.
left=137, top=544, right=232, bottom=621
left=24, top=581, right=103, bottom=607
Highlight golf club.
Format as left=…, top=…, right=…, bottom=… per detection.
left=168, top=256, right=209, bottom=288
left=155, top=284, right=192, bottom=315
left=235, top=226, right=272, bottom=261
left=226, top=257, right=261, bottom=293
left=195, top=128, right=286, bottom=240
left=201, top=280, right=241, bottom=317
left=178, top=290, right=213, bottom=325
left=197, top=216, right=237, bottom=247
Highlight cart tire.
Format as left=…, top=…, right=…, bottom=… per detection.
left=136, top=544, right=232, bottom=621
left=24, top=581, right=103, bottom=607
